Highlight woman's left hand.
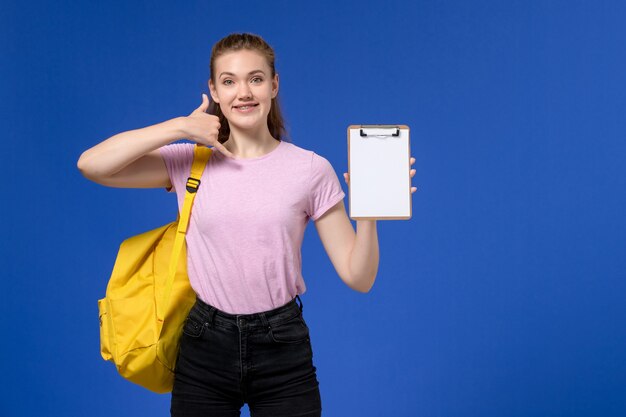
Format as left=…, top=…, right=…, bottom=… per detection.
left=343, top=157, right=417, bottom=194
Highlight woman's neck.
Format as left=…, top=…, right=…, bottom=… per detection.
left=223, top=125, right=279, bottom=159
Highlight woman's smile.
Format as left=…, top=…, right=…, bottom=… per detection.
left=233, top=103, right=259, bottom=113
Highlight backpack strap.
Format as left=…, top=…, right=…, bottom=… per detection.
left=158, top=144, right=213, bottom=323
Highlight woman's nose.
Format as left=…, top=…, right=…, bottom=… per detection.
left=237, top=83, right=252, bottom=99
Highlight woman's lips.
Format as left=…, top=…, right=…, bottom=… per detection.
left=233, top=103, right=259, bottom=113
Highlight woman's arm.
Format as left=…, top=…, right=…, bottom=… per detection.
left=314, top=158, right=417, bottom=293
left=76, top=117, right=185, bottom=188
left=314, top=202, right=378, bottom=293
left=77, top=94, right=230, bottom=188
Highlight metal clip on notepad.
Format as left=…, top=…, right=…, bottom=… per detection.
left=359, top=125, right=400, bottom=137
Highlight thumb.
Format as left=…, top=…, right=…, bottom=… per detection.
left=198, top=93, right=209, bottom=112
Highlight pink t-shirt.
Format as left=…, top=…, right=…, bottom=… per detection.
left=159, top=140, right=345, bottom=314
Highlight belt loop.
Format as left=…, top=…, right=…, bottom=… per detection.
left=259, top=312, right=269, bottom=329
left=295, top=294, right=303, bottom=312
left=208, top=307, right=217, bottom=329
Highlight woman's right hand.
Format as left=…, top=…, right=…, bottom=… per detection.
left=183, top=94, right=235, bottom=158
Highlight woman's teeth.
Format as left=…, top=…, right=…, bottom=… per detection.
left=236, top=104, right=257, bottom=110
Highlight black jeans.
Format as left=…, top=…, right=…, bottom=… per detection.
left=171, top=295, right=322, bottom=416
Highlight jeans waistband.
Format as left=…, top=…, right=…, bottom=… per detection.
left=191, top=295, right=304, bottom=330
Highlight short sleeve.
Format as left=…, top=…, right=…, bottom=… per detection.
left=158, top=142, right=195, bottom=194
left=307, top=153, right=346, bottom=221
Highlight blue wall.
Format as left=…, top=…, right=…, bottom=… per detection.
left=2, top=1, right=625, bottom=416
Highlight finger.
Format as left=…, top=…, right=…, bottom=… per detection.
left=410, top=169, right=416, bottom=177
left=216, top=143, right=235, bottom=158
left=411, top=187, right=417, bottom=193
left=410, top=157, right=415, bottom=165
left=199, top=93, right=209, bottom=112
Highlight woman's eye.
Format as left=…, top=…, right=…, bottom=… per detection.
left=223, top=78, right=262, bottom=85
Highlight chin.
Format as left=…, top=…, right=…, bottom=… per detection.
left=227, top=113, right=269, bottom=129
left=228, top=119, right=264, bottom=132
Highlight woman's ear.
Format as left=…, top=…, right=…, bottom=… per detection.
left=272, top=73, right=279, bottom=99
left=208, top=79, right=219, bottom=103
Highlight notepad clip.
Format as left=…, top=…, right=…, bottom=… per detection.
left=359, top=126, right=400, bottom=137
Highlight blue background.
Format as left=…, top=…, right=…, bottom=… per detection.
left=2, top=1, right=625, bottom=416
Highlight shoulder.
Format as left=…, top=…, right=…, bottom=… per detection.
left=280, top=140, right=314, bottom=160
left=159, top=141, right=195, bottom=160
left=280, top=140, right=332, bottom=168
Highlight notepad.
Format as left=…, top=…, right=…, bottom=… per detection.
left=347, top=125, right=412, bottom=220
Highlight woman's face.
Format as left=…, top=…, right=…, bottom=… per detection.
left=209, top=49, right=279, bottom=134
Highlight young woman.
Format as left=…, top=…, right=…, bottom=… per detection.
left=78, top=32, right=416, bottom=417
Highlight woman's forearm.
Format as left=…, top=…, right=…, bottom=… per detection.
left=348, top=220, right=379, bottom=292
left=77, top=117, right=186, bottom=178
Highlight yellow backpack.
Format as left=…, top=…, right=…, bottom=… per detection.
left=98, top=144, right=212, bottom=393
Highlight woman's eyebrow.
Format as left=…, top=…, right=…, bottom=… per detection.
left=219, top=70, right=266, bottom=78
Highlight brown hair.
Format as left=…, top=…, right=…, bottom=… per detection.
left=207, top=33, right=289, bottom=144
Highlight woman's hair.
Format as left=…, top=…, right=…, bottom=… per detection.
left=207, top=33, right=289, bottom=143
